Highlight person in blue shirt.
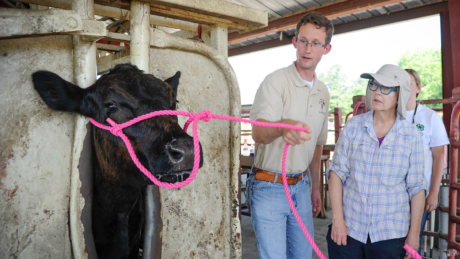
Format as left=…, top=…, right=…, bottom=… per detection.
left=326, top=64, right=427, bottom=259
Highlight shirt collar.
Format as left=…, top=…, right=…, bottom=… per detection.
left=288, top=62, right=320, bottom=91
left=362, top=111, right=405, bottom=145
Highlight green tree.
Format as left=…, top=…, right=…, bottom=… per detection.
left=319, top=65, right=368, bottom=115
left=397, top=49, right=442, bottom=108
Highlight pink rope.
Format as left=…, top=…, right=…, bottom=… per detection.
left=282, top=143, right=327, bottom=259
left=353, top=101, right=367, bottom=116
left=404, top=244, right=422, bottom=259
left=89, top=110, right=305, bottom=189
left=89, top=109, right=422, bottom=259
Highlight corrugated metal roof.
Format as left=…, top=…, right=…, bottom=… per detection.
left=225, top=0, right=445, bottom=51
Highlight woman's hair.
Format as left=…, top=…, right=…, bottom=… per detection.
left=405, top=69, right=422, bottom=97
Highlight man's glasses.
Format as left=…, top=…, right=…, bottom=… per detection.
left=297, top=39, right=326, bottom=49
left=368, top=80, right=398, bottom=95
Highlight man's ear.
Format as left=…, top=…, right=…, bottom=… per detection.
left=292, top=37, right=298, bottom=48
left=32, top=71, right=86, bottom=115
left=164, top=71, right=181, bottom=109
left=324, top=44, right=332, bottom=55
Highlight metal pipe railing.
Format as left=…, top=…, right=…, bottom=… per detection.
left=448, top=100, right=460, bottom=258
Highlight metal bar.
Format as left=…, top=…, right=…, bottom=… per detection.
left=448, top=241, right=460, bottom=254
left=210, top=25, right=228, bottom=58
left=451, top=141, right=460, bottom=149
left=449, top=100, right=460, bottom=259
left=452, top=182, right=460, bottom=191
left=334, top=107, right=342, bottom=143
left=422, top=98, right=460, bottom=104
left=450, top=215, right=460, bottom=225
left=69, top=0, right=98, bottom=257
left=130, top=0, right=150, bottom=71
left=128, top=1, right=161, bottom=258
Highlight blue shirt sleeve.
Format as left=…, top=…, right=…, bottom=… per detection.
left=326, top=120, right=353, bottom=183
left=406, top=129, right=427, bottom=199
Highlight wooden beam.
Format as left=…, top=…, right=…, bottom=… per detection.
left=228, top=0, right=410, bottom=44
left=229, top=2, right=448, bottom=57
left=93, top=0, right=267, bottom=31
left=442, top=11, right=454, bottom=134
left=449, top=0, right=460, bottom=91
left=96, top=43, right=128, bottom=52
left=229, top=37, right=292, bottom=57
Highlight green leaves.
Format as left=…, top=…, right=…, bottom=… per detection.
left=319, top=65, right=367, bottom=116
left=398, top=49, right=442, bottom=109
left=319, top=48, right=442, bottom=115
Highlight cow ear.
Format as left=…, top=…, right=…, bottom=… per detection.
left=164, top=71, right=181, bottom=109
left=32, top=71, right=87, bottom=115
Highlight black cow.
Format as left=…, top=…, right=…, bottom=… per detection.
left=32, top=64, right=203, bottom=259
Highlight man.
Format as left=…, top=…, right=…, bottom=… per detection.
left=247, top=11, right=333, bottom=259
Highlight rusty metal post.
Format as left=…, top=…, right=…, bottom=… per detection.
left=448, top=101, right=460, bottom=258
left=334, top=107, right=342, bottom=143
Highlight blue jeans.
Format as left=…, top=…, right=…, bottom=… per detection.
left=418, top=211, right=430, bottom=254
left=246, top=170, right=314, bottom=259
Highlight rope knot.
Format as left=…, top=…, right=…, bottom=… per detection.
left=198, top=110, right=212, bottom=122
left=110, top=124, right=123, bottom=136
left=106, top=119, right=123, bottom=136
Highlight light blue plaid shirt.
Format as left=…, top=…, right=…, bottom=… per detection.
left=327, top=111, right=426, bottom=243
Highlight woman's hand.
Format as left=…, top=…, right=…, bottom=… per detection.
left=404, top=232, right=419, bottom=259
left=331, top=219, right=348, bottom=246
left=425, top=192, right=438, bottom=212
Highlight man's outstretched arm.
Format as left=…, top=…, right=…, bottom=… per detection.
left=252, top=119, right=312, bottom=145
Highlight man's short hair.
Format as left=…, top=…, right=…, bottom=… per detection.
left=295, top=12, right=334, bottom=45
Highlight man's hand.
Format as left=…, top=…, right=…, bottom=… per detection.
left=331, top=218, right=347, bottom=246
left=311, top=188, right=321, bottom=217
left=404, top=232, right=419, bottom=259
left=281, top=119, right=311, bottom=145
left=425, top=192, right=438, bottom=212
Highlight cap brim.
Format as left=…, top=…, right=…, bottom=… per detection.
left=360, top=73, right=399, bottom=87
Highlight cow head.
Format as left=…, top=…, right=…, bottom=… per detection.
left=32, top=63, right=203, bottom=185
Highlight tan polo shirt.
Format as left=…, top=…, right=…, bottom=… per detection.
left=250, top=62, right=330, bottom=174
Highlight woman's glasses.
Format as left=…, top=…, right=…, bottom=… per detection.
left=368, top=80, right=398, bottom=95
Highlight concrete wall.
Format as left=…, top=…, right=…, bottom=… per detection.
left=150, top=48, right=233, bottom=258
left=0, top=35, right=75, bottom=259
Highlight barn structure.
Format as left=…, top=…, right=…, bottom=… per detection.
left=0, top=0, right=459, bottom=258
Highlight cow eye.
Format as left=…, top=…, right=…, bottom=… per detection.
left=105, top=103, right=118, bottom=113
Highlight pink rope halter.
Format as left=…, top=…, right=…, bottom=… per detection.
left=89, top=109, right=421, bottom=259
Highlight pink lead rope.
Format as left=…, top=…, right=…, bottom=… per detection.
left=89, top=109, right=421, bottom=259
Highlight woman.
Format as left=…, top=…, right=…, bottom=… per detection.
left=326, top=64, right=427, bottom=259
left=405, top=68, right=450, bottom=254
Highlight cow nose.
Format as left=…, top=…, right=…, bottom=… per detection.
left=166, top=138, right=194, bottom=170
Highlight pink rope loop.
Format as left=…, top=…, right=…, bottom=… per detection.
left=107, top=118, right=124, bottom=137
left=183, top=117, right=194, bottom=132
left=353, top=101, right=367, bottom=116
left=282, top=144, right=327, bottom=259
left=403, top=244, right=422, bottom=259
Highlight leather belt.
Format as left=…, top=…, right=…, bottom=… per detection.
left=253, top=167, right=306, bottom=185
